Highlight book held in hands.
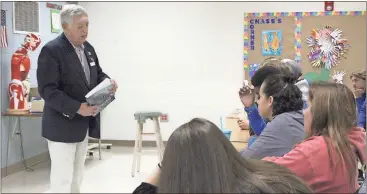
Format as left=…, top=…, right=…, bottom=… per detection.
left=85, top=78, right=115, bottom=116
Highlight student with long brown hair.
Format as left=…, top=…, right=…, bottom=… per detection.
left=133, top=118, right=312, bottom=194
left=264, top=82, right=367, bottom=193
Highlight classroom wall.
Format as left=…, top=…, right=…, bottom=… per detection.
left=79, top=1, right=366, bottom=141
left=0, top=1, right=67, bottom=168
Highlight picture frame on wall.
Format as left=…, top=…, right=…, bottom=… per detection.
left=13, top=2, right=40, bottom=34
left=50, top=9, right=61, bottom=33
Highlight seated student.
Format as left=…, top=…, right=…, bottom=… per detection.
left=263, top=82, right=367, bottom=193
left=239, top=58, right=309, bottom=146
left=360, top=175, right=366, bottom=194
left=350, top=70, right=366, bottom=130
left=133, top=118, right=312, bottom=194
left=280, top=59, right=309, bottom=109
left=350, top=70, right=366, bottom=182
left=259, top=57, right=309, bottom=108
left=240, top=73, right=305, bottom=159
left=239, top=66, right=281, bottom=140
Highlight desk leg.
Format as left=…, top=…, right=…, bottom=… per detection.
left=18, top=117, right=34, bottom=172
left=5, top=116, right=14, bottom=177
left=98, top=139, right=102, bottom=160
left=87, top=140, right=111, bottom=158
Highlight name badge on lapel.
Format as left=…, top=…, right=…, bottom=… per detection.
left=90, top=57, right=96, bottom=66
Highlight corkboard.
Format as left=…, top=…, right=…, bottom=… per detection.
left=301, top=15, right=366, bottom=90
left=244, top=11, right=366, bottom=91
left=244, top=12, right=301, bottom=80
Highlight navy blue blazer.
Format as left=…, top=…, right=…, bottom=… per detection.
left=37, top=33, right=109, bottom=143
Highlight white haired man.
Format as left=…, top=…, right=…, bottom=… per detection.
left=37, top=4, right=118, bottom=193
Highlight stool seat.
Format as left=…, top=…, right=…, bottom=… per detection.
left=134, top=112, right=162, bottom=122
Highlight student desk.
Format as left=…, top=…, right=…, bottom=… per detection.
left=231, top=141, right=248, bottom=152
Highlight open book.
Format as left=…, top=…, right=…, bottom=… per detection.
left=85, top=78, right=115, bottom=116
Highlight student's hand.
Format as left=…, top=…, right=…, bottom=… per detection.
left=239, top=88, right=255, bottom=108
left=239, top=80, right=254, bottom=95
left=237, top=119, right=249, bottom=130
left=144, top=163, right=162, bottom=187
left=239, top=81, right=255, bottom=108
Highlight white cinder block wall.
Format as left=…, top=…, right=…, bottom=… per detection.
left=79, top=2, right=366, bottom=141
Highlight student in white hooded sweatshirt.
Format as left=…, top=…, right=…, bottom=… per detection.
left=280, top=59, right=309, bottom=109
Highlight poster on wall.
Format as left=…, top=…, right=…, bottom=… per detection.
left=261, top=30, right=282, bottom=56
left=50, top=9, right=61, bottom=33
left=249, top=64, right=259, bottom=78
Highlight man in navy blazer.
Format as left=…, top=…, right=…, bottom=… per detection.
left=37, top=4, right=117, bottom=193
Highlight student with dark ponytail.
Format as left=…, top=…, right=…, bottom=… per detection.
left=239, top=58, right=308, bottom=147
left=240, top=73, right=305, bottom=159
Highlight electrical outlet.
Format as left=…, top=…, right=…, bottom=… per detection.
left=160, top=114, right=169, bottom=122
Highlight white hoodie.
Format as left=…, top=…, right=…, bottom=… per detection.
left=295, top=79, right=309, bottom=102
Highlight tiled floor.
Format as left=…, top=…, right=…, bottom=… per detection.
left=1, top=146, right=160, bottom=193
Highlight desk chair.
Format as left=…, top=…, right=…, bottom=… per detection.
left=87, top=138, right=112, bottom=159
left=132, top=111, right=164, bottom=177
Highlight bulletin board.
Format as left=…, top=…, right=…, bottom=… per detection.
left=244, top=11, right=366, bottom=90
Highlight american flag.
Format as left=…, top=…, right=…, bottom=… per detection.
left=1, top=9, right=8, bottom=48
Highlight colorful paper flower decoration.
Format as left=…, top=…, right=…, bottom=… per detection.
left=306, top=26, right=350, bottom=70
left=331, top=70, right=346, bottom=84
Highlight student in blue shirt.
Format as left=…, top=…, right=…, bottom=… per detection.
left=350, top=70, right=366, bottom=130
left=239, top=58, right=309, bottom=147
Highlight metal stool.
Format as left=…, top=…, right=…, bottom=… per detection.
left=132, top=111, right=164, bottom=177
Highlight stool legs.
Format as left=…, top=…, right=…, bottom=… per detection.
left=137, top=123, right=143, bottom=172
left=132, top=121, right=143, bottom=177
left=153, top=117, right=164, bottom=161
left=132, top=117, right=164, bottom=177
left=98, top=139, right=102, bottom=160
